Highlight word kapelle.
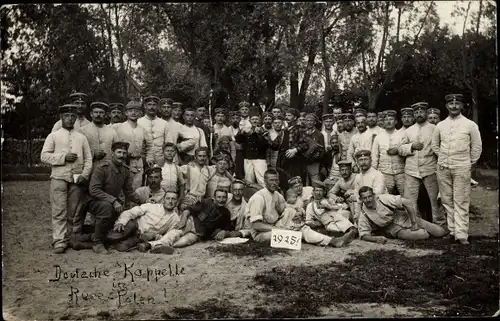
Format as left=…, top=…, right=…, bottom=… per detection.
left=118, top=262, right=186, bottom=283
left=49, top=265, right=110, bottom=282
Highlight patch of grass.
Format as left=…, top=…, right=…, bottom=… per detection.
left=96, top=311, right=111, bottom=320
left=402, top=236, right=498, bottom=256
left=474, top=171, right=499, bottom=190
left=253, top=243, right=498, bottom=318
left=206, top=240, right=291, bottom=258
left=165, top=298, right=243, bottom=319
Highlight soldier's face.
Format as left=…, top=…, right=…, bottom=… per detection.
left=125, top=108, right=141, bottom=121
left=91, top=108, right=106, bottom=124
left=292, top=182, right=303, bottom=195
left=215, top=114, right=225, bottom=124
left=202, top=118, right=211, bottom=127
left=197, top=107, right=206, bottom=118
left=273, top=119, right=283, bottom=131
left=163, top=146, right=176, bottom=161
left=110, top=109, right=123, bottom=123
left=231, top=183, right=244, bottom=201
left=344, top=119, right=354, bottom=131
left=147, top=172, right=162, bottom=189
left=330, top=136, right=339, bottom=150
left=333, top=108, right=343, bottom=121
left=195, top=151, right=207, bottom=165
left=360, top=190, right=375, bottom=209
left=264, top=173, right=280, bottom=192
left=250, top=116, right=261, bottom=127
left=337, top=120, right=345, bottom=132
left=161, top=104, right=172, bottom=118
left=75, top=102, right=86, bottom=115
left=285, top=113, right=296, bottom=123
left=313, top=187, right=325, bottom=200
left=323, top=118, right=334, bottom=129
left=215, top=160, right=228, bottom=173
left=239, top=107, right=249, bottom=118
left=271, top=108, right=282, bottom=118
left=144, top=101, right=158, bottom=116
left=214, top=191, right=228, bottom=206
left=305, top=117, right=315, bottom=129
left=357, top=155, right=371, bottom=172
left=427, top=113, right=440, bottom=125
left=183, top=111, right=195, bottom=125
left=366, top=112, right=377, bottom=127
left=384, top=116, right=396, bottom=129
left=401, top=114, right=414, bottom=127
left=414, top=109, right=427, bottom=123
left=61, top=112, right=77, bottom=129
left=377, top=117, right=385, bottom=127
left=263, top=116, right=273, bottom=126
left=355, top=117, right=367, bottom=132
left=231, top=115, right=241, bottom=125
left=172, top=107, right=182, bottom=119
left=219, top=140, right=230, bottom=150
left=112, top=148, right=128, bottom=164
left=163, top=192, right=178, bottom=211
left=297, top=116, right=306, bottom=126
left=446, top=102, right=462, bottom=117
left=339, top=165, right=352, bottom=179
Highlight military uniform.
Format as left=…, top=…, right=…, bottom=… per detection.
left=138, top=96, right=169, bottom=166
left=338, top=113, right=358, bottom=160
left=52, top=93, right=90, bottom=132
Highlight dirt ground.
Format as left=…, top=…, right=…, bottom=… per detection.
left=2, top=172, right=499, bottom=320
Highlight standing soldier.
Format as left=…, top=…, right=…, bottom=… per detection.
left=41, top=104, right=93, bottom=253
left=371, top=110, right=405, bottom=195
left=159, top=98, right=173, bottom=120
left=432, top=94, right=482, bottom=245
left=321, top=113, right=336, bottom=178
left=366, top=110, right=384, bottom=137
left=339, top=113, right=358, bottom=160
left=302, top=113, right=325, bottom=185
left=79, top=102, right=119, bottom=167
left=427, top=108, right=441, bottom=125
left=238, top=101, right=252, bottom=132
left=267, top=115, right=284, bottom=169
left=376, top=111, right=386, bottom=128
left=213, top=108, right=233, bottom=145
left=332, top=105, right=343, bottom=133
left=52, top=92, right=90, bottom=132
left=172, top=101, right=184, bottom=123
left=229, top=110, right=245, bottom=179
left=177, top=107, right=208, bottom=164
left=114, top=100, right=154, bottom=190
left=398, top=102, right=444, bottom=226
left=162, top=101, right=195, bottom=164
left=398, top=107, right=415, bottom=134
left=138, top=95, right=168, bottom=167
left=347, top=111, right=374, bottom=170
left=108, top=103, right=124, bottom=126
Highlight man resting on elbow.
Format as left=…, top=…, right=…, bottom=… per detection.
left=357, top=186, right=449, bottom=244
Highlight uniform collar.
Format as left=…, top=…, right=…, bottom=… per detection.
left=110, top=160, right=123, bottom=173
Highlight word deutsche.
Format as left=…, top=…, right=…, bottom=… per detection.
left=49, top=265, right=111, bottom=282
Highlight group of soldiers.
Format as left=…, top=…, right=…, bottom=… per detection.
left=40, top=91, right=482, bottom=255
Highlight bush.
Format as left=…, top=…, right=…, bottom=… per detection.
left=2, top=138, right=49, bottom=166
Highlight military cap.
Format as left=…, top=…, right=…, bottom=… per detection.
left=125, top=100, right=142, bottom=111
left=159, top=98, right=173, bottom=106
left=228, top=110, right=237, bottom=117
left=274, top=115, right=285, bottom=121
left=146, top=164, right=162, bottom=176
left=337, top=160, right=352, bottom=167
left=232, top=179, right=246, bottom=186
left=109, top=103, right=124, bottom=112
left=211, top=150, right=233, bottom=167
left=70, top=92, right=88, bottom=103
left=143, top=96, right=160, bottom=104
left=342, top=113, right=355, bottom=120
left=311, top=179, right=327, bottom=189
left=445, top=94, right=464, bottom=104
left=111, top=141, right=130, bottom=151
left=89, top=102, right=109, bottom=112
left=305, top=113, right=318, bottom=121
left=322, top=113, right=334, bottom=120
left=384, top=110, right=397, bottom=118
left=58, top=104, right=79, bottom=114
left=262, top=112, right=273, bottom=119
left=377, top=111, right=386, bottom=118
left=286, top=108, right=300, bottom=118
left=354, top=108, right=367, bottom=117
left=411, top=102, right=429, bottom=110
left=238, top=101, right=251, bottom=109
left=354, top=149, right=371, bottom=158
left=172, top=102, right=184, bottom=109
left=214, top=107, right=226, bottom=116
left=400, top=107, right=413, bottom=115
left=428, top=108, right=441, bottom=115
left=288, top=176, right=302, bottom=186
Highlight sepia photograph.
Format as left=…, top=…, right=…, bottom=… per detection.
left=1, top=1, right=498, bottom=319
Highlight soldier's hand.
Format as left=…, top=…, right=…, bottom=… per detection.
left=113, top=224, right=125, bottom=233
left=75, top=176, right=86, bottom=185
left=214, top=230, right=228, bottom=241
left=375, top=236, right=387, bottom=244
left=175, top=220, right=186, bottom=230
left=65, top=153, right=78, bottom=163
left=285, top=148, right=298, bottom=158
left=228, top=231, right=242, bottom=238
left=411, top=222, right=420, bottom=231
left=412, top=142, right=424, bottom=151
left=113, top=201, right=124, bottom=213
left=326, top=145, right=332, bottom=152
left=386, top=147, right=399, bottom=155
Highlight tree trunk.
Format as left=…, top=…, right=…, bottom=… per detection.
left=298, top=41, right=318, bottom=110
left=471, top=87, right=479, bottom=125
left=290, top=71, right=299, bottom=110
left=113, top=4, right=127, bottom=99
left=321, top=23, right=331, bottom=114
left=265, top=75, right=277, bottom=110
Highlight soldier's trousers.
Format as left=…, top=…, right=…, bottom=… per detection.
left=234, top=149, right=245, bottom=179
left=50, top=179, right=85, bottom=248
left=305, top=162, right=321, bottom=185
left=129, top=158, right=144, bottom=190
left=244, top=159, right=267, bottom=186
left=87, top=200, right=118, bottom=245
left=436, top=166, right=471, bottom=240
left=383, top=173, right=405, bottom=195
left=403, top=173, right=445, bottom=227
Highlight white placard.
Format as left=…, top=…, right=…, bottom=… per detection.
left=270, top=229, right=302, bottom=250
left=73, top=174, right=80, bottom=183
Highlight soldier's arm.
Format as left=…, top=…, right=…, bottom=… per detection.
left=469, top=122, right=482, bottom=164
left=371, top=137, right=380, bottom=170
left=398, top=131, right=414, bottom=157
left=431, top=125, right=441, bottom=156
left=40, top=134, right=66, bottom=165
left=143, top=130, right=154, bottom=163
left=89, top=166, right=117, bottom=204
left=81, top=135, right=93, bottom=180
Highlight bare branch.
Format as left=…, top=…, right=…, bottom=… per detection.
left=462, top=1, right=472, bottom=37
left=475, top=0, right=483, bottom=36
left=375, top=2, right=390, bottom=74
left=412, top=1, right=435, bottom=46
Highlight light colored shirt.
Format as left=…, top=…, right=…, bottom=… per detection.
left=115, top=204, right=180, bottom=236
left=225, top=196, right=251, bottom=237
left=135, top=186, right=166, bottom=204
left=161, top=162, right=184, bottom=192
left=353, top=167, right=387, bottom=196
left=114, top=120, right=154, bottom=162
left=300, top=186, right=314, bottom=208
left=328, top=175, right=356, bottom=199
left=398, top=121, right=437, bottom=179
left=239, top=117, right=252, bottom=132
left=306, top=200, right=336, bottom=227
left=372, top=129, right=406, bottom=175
left=322, top=129, right=336, bottom=151
left=180, top=125, right=207, bottom=156
left=246, top=188, right=287, bottom=225
left=431, top=114, right=482, bottom=169
left=78, top=122, right=118, bottom=165
left=358, top=194, right=404, bottom=238
left=347, top=129, right=376, bottom=163
left=206, top=172, right=233, bottom=198
left=367, top=126, right=383, bottom=137
left=180, top=163, right=213, bottom=197
left=138, top=115, right=168, bottom=166
left=339, top=128, right=358, bottom=160
left=52, top=117, right=90, bottom=133
left=41, top=128, right=93, bottom=182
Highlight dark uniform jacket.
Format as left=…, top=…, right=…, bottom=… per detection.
left=234, top=130, right=270, bottom=160
left=189, top=198, right=233, bottom=239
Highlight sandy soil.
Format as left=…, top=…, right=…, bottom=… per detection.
left=2, top=179, right=498, bottom=320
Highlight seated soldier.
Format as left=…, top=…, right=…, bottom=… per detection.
left=206, top=152, right=234, bottom=199
left=225, top=180, right=252, bottom=238
left=327, top=160, right=356, bottom=220
left=323, top=133, right=343, bottom=189
left=141, top=189, right=234, bottom=253
left=134, top=165, right=167, bottom=205
left=305, top=180, right=357, bottom=236
left=288, top=176, right=314, bottom=209
left=160, top=143, right=185, bottom=200
left=107, top=190, right=181, bottom=252
left=358, top=186, right=448, bottom=244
